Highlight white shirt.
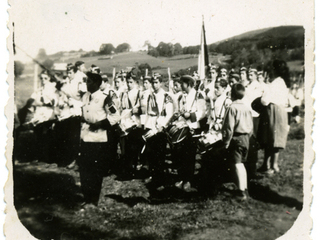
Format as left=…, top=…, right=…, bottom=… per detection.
left=244, top=80, right=264, bottom=117
left=81, top=90, right=120, bottom=142
left=178, top=88, right=206, bottom=129
left=30, top=83, right=59, bottom=123
left=261, top=77, right=288, bottom=107
left=144, top=88, right=174, bottom=131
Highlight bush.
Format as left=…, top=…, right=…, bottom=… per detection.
left=14, top=61, right=25, bottom=77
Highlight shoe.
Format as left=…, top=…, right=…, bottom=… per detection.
left=272, top=166, right=280, bottom=173
left=175, top=181, right=184, bottom=189
left=260, top=169, right=274, bottom=175
left=257, top=166, right=269, bottom=172
left=249, top=174, right=264, bottom=180
left=144, top=176, right=153, bottom=184
left=234, top=189, right=249, bottom=201
left=66, top=160, right=77, bottom=170
left=156, top=185, right=165, bottom=191
left=183, top=182, right=198, bottom=193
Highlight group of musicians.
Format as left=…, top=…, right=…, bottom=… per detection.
left=17, top=60, right=297, bottom=206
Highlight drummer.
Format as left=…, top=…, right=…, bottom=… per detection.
left=58, top=64, right=85, bottom=168
left=140, top=75, right=153, bottom=128
left=143, top=74, right=174, bottom=189
left=173, top=75, right=206, bottom=192
left=172, top=76, right=183, bottom=112
left=208, top=79, right=232, bottom=131
left=28, top=70, right=60, bottom=163
left=74, top=61, right=88, bottom=94
left=119, top=68, right=143, bottom=178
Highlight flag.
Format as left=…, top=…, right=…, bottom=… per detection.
left=198, top=17, right=209, bottom=80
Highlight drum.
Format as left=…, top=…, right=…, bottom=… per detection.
left=166, top=120, right=190, bottom=144
left=119, top=117, right=137, bottom=137
left=198, top=130, right=222, bottom=154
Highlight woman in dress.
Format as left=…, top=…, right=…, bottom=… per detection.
left=257, top=60, right=290, bottom=174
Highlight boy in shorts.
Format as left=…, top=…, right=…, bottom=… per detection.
left=221, top=83, right=253, bottom=201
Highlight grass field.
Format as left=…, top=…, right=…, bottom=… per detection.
left=13, top=52, right=306, bottom=239
left=13, top=137, right=304, bottom=240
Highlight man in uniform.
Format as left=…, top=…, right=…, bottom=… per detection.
left=173, top=75, right=206, bottom=192
left=143, top=74, right=174, bottom=189
left=78, top=72, right=120, bottom=207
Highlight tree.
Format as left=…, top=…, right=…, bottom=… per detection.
left=36, top=48, right=47, bottom=62
left=115, top=43, right=131, bottom=53
left=42, top=58, right=54, bottom=70
left=173, top=43, right=182, bottom=55
left=138, top=63, right=152, bottom=76
left=99, top=43, right=115, bottom=55
left=14, top=61, right=25, bottom=77
left=156, top=42, right=172, bottom=57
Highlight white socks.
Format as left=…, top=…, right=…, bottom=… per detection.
left=235, top=163, right=248, bottom=191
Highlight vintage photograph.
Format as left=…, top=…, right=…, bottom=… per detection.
left=6, top=0, right=314, bottom=239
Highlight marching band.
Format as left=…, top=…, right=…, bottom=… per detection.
left=16, top=59, right=303, bottom=205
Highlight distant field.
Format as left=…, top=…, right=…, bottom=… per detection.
left=15, top=52, right=304, bottom=109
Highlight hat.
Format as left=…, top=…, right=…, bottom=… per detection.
left=230, top=73, right=240, bottom=81
left=143, top=76, right=152, bottom=82
left=220, top=68, right=227, bottom=73
left=152, top=72, right=162, bottom=82
left=75, top=61, right=85, bottom=67
left=240, top=67, right=247, bottom=72
left=90, top=65, right=101, bottom=74
left=180, top=75, right=195, bottom=86
left=86, top=72, right=102, bottom=85
left=249, top=68, right=257, bottom=74
left=209, top=64, right=218, bottom=72
left=101, top=74, right=109, bottom=82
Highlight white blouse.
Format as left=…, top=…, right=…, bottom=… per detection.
left=261, top=77, right=288, bottom=107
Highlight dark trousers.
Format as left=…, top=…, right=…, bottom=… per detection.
left=54, top=116, right=81, bottom=166
left=77, top=141, right=110, bottom=205
left=123, top=128, right=145, bottom=173
left=107, top=124, right=121, bottom=173
left=246, top=117, right=259, bottom=177
left=172, top=132, right=197, bottom=182
left=33, top=120, right=57, bottom=163
left=143, top=132, right=167, bottom=185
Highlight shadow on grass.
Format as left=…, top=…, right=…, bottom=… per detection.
left=248, top=181, right=303, bottom=210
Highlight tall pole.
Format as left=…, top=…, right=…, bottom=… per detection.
left=34, top=64, right=38, bottom=92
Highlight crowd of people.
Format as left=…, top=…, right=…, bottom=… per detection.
left=15, top=59, right=305, bottom=206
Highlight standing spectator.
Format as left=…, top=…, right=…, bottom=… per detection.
left=240, top=67, right=249, bottom=87
left=257, top=60, right=290, bottom=174
left=221, top=83, right=253, bottom=201
left=243, top=68, right=264, bottom=179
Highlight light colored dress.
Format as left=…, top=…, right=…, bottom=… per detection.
left=258, top=77, right=289, bottom=149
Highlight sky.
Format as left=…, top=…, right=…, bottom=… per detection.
left=10, top=0, right=310, bottom=62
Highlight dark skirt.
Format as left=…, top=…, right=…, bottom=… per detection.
left=257, top=103, right=288, bottom=149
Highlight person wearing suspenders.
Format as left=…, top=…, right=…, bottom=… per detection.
left=173, top=75, right=207, bottom=192
left=142, top=74, right=174, bottom=190
left=119, top=69, right=144, bottom=179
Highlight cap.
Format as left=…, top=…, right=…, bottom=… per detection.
left=152, top=72, right=162, bottom=82
left=75, top=61, right=85, bottom=67
left=180, top=75, right=195, bottom=86
left=240, top=67, right=247, bottom=72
